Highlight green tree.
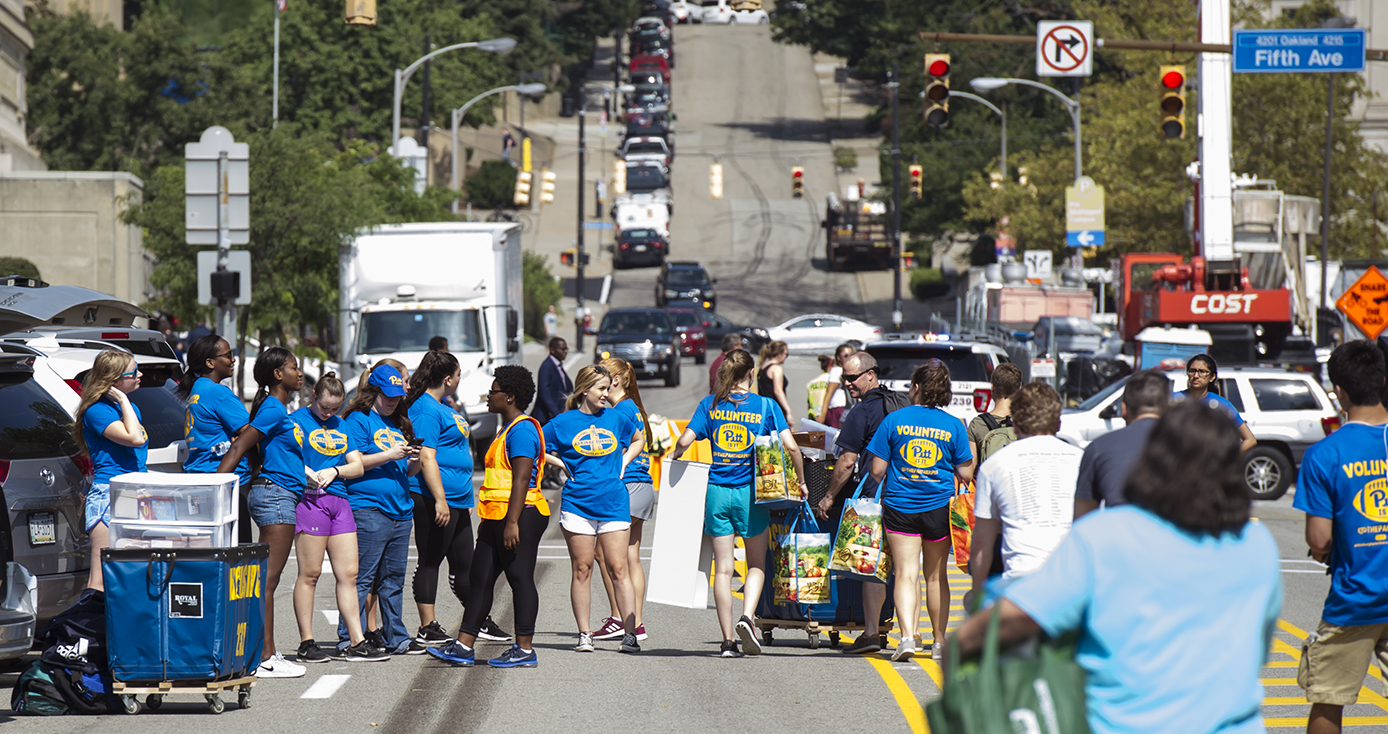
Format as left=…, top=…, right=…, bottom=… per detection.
left=0, top=257, right=42, bottom=280
left=521, top=250, right=562, bottom=341
left=465, top=159, right=518, bottom=208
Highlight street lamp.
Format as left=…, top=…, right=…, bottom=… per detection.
left=945, top=91, right=1006, bottom=180
left=451, top=82, right=547, bottom=213
left=392, top=38, right=517, bottom=152
left=971, top=77, right=1080, bottom=183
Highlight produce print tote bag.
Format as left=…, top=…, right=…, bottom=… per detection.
left=949, top=481, right=976, bottom=574
left=772, top=502, right=833, bottom=606
left=754, top=434, right=800, bottom=510
left=829, top=476, right=892, bottom=583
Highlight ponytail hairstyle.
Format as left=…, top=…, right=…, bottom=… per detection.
left=344, top=364, right=415, bottom=441
left=565, top=364, right=612, bottom=412
left=249, top=346, right=294, bottom=422
left=73, top=350, right=136, bottom=457
left=911, top=359, right=952, bottom=407
left=600, top=357, right=653, bottom=447
left=356, top=358, right=409, bottom=394
left=405, top=350, right=460, bottom=410
left=758, top=340, right=788, bottom=373
left=312, top=371, right=347, bottom=403
left=175, top=335, right=226, bottom=401
left=713, top=349, right=756, bottom=408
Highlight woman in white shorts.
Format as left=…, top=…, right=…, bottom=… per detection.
left=542, top=365, right=645, bottom=654
left=592, top=358, right=657, bottom=642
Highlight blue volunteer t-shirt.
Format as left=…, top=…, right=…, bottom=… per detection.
left=1174, top=390, right=1246, bottom=427
left=1005, top=507, right=1281, bottom=734
left=250, top=397, right=305, bottom=495
left=612, top=399, right=652, bottom=485
left=292, top=406, right=351, bottom=499
left=1293, top=422, right=1388, bottom=626
left=545, top=408, right=637, bottom=522
left=687, top=392, right=789, bottom=486
left=505, top=418, right=543, bottom=488
left=864, top=405, right=971, bottom=513
left=408, top=394, right=475, bottom=509
left=344, top=410, right=413, bottom=520
left=83, top=400, right=148, bottom=483
left=184, top=376, right=251, bottom=485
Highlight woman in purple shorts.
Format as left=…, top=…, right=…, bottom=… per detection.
left=290, top=374, right=388, bottom=663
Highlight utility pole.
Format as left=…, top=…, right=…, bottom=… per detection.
left=272, top=0, right=281, bottom=126
left=577, top=93, right=587, bottom=351
left=420, top=35, right=431, bottom=150
left=1320, top=72, right=1334, bottom=309
left=889, top=61, right=903, bottom=331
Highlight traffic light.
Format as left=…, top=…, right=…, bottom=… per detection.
left=513, top=171, right=531, bottom=206
left=709, top=163, right=723, bottom=199
left=1159, top=65, right=1186, bottom=139
left=539, top=168, right=556, bottom=204
left=345, top=0, right=376, bottom=25
left=908, top=164, right=923, bottom=200
left=924, top=53, right=951, bottom=128
left=559, top=249, right=589, bottom=267
left=613, top=160, right=627, bottom=195
left=791, top=166, right=804, bottom=198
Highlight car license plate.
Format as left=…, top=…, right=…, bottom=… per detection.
left=29, top=511, right=55, bottom=546
left=635, top=245, right=647, bottom=252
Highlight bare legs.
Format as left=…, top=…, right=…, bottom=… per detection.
left=259, top=523, right=296, bottom=660
left=596, top=518, right=647, bottom=627
left=563, top=528, right=637, bottom=636
left=86, top=524, right=109, bottom=591
left=710, top=532, right=767, bottom=641
left=294, top=532, right=365, bottom=646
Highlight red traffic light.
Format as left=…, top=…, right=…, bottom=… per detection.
left=927, top=59, right=950, bottom=77
left=1161, top=69, right=1185, bottom=89
left=793, top=169, right=803, bottom=178
left=909, top=165, right=923, bottom=180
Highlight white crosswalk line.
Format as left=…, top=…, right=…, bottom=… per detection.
left=321, top=610, right=340, bottom=626
left=301, top=674, right=350, bottom=699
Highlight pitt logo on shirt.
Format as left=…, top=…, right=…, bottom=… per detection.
left=310, top=429, right=349, bottom=456
left=293, top=422, right=305, bottom=446
left=573, top=427, right=618, bottom=457
left=1354, top=477, right=1388, bottom=523
left=900, top=439, right=941, bottom=469
left=715, top=423, right=751, bottom=453
left=373, top=428, right=405, bottom=451
left=453, top=414, right=470, bottom=437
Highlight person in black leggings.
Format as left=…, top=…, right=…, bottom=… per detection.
left=428, top=365, right=551, bottom=668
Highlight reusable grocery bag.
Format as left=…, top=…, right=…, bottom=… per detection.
left=949, top=481, right=976, bottom=574
left=829, top=476, right=892, bottom=583
left=926, top=605, right=1090, bottom=734
left=754, top=434, right=800, bottom=510
left=772, top=502, right=833, bottom=606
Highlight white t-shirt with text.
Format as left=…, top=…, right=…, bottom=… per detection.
left=975, top=435, right=1083, bottom=579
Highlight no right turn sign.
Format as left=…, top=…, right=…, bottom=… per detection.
left=1037, top=20, right=1094, bottom=77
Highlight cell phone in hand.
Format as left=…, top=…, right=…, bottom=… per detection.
left=407, top=438, right=424, bottom=447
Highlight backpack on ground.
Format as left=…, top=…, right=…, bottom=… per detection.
left=11, top=662, right=69, bottom=716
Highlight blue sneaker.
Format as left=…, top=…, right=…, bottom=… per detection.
left=426, top=640, right=475, bottom=667
left=488, top=644, right=538, bottom=668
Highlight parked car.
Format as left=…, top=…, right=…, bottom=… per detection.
left=1033, top=316, right=1105, bottom=357
left=767, top=313, right=882, bottom=352
left=692, top=308, right=771, bottom=353
left=701, top=0, right=768, bottom=24
left=625, top=162, right=671, bottom=198
left=666, top=307, right=708, bottom=364
left=618, top=136, right=672, bottom=166
left=632, top=16, right=671, bottom=40
left=1058, top=367, right=1339, bottom=500
left=864, top=334, right=1013, bottom=423
left=656, top=261, right=717, bottom=309
left=615, top=227, right=670, bottom=269
left=629, top=55, right=670, bottom=85
left=670, top=0, right=697, bottom=22
left=593, top=308, right=682, bottom=387
left=612, top=192, right=672, bottom=237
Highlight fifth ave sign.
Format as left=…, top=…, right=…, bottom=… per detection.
left=1232, top=28, right=1366, bottom=74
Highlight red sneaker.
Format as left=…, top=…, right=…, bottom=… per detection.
left=593, top=617, right=625, bottom=640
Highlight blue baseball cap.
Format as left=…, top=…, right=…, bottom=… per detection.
left=368, top=365, right=407, bottom=397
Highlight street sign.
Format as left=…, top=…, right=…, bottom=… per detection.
left=1065, top=176, right=1105, bottom=247
left=185, top=126, right=249, bottom=245
left=1037, top=21, right=1093, bottom=78
left=1023, top=250, right=1052, bottom=280
left=1336, top=265, right=1388, bottom=340
left=1031, top=358, right=1057, bottom=379
left=197, top=250, right=252, bottom=306
left=583, top=222, right=614, bottom=230
left=1232, top=28, right=1366, bottom=74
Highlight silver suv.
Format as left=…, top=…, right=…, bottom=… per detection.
left=1059, top=367, right=1338, bottom=500
left=865, top=335, right=1014, bottom=424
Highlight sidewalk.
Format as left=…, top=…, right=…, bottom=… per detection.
left=811, top=52, right=884, bottom=196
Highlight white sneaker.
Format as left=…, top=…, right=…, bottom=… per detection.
left=891, top=639, right=915, bottom=662
left=254, top=652, right=307, bottom=678
left=931, top=642, right=944, bottom=661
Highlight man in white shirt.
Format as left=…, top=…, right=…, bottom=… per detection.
left=970, top=381, right=1081, bottom=598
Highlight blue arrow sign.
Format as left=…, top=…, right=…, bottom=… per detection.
left=1233, top=29, right=1366, bottom=74
left=1066, top=230, right=1104, bottom=248
left=583, top=222, right=614, bottom=230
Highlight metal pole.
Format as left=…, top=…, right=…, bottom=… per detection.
left=1071, top=100, right=1082, bottom=183
left=890, top=62, right=903, bottom=331
left=421, top=35, right=431, bottom=150
left=1000, top=101, right=1007, bottom=180
left=216, top=151, right=238, bottom=347
left=392, top=68, right=403, bottom=150
left=577, top=101, right=587, bottom=351
left=272, top=0, right=280, bottom=127
left=452, top=108, right=461, bottom=214
left=1320, top=73, right=1334, bottom=310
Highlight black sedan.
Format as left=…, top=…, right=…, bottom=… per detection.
left=614, top=227, right=669, bottom=269
left=694, top=308, right=771, bottom=353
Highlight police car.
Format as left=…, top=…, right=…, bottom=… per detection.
left=864, top=333, right=1014, bottom=424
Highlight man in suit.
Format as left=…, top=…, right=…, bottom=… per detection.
left=533, top=336, right=572, bottom=425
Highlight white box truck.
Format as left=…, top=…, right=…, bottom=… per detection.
left=338, top=222, right=523, bottom=445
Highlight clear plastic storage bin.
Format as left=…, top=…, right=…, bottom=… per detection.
left=109, top=472, right=238, bottom=526
left=108, top=521, right=236, bottom=549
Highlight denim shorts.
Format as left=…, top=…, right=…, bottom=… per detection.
left=85, top=482, right=110, bottom=532
left=249, top=479, right=300, bottom=527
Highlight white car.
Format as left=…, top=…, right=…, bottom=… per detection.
left=864, top=335, right=1013, bottom=424
left=612, top=193, right=672, bottom=238
left=766, top=313, right=882, bottom=353
left=1059, top=367, right=1340, bottom=500
left=670, top=0, right=696, bottom=22
left=701, top=0, right=768, bottom=24
left=632, top=16, right=671, bottom=38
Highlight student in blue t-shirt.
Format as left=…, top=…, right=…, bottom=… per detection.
left=673, top=349, right=808, bottom=658
left=951, top=398, right=1282, bottom=734
left=218, top=346, right=314, bottom=678
left=1294, top=341, right=1388, bottom=733
left=544, top=364, right=645, bottom=654
left=864, top=360, right=974, bottom=663
left=176, top=335, right=254, bottom=543
left=339, top=364, right=421, bottom=656
left=73, top=350, right=148, bottom=591
left=1174, top=354, right=1257, bottom=453
left=591, top=357, right=658, bottom=643
left=404, top=350, right=477, bottom=651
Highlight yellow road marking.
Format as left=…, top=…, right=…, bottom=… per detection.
left=1262, top=678, right=1298, bottom=685
left=1266, top=717, right=1388, bottom=727
left=865, top=656, right=928, bottom=734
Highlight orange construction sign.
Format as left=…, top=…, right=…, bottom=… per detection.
left=1337, top=265, right=1388, bottom=340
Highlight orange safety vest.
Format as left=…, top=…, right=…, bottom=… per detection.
left=477, top=414, right=549, bottom=521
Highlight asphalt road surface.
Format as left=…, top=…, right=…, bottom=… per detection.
left=5, top=23, right=1387, bottom=734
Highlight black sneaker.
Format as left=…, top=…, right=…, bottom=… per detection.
left=364, top=628, right=387, bottom=650
left=719, top=640, right=743, bottom=658
left=415, top=621, right=451, bottom=645
left=297, top=640, right=331, bottom=663
left=344, top=640, right=390, bottom=662
left=477, top=617, right=512, bottom=642
left=619, top=633, right=641, bottom=654
left=735, top=615, right=761, bottom=656
left=406, top=639, right=429, bottom=655
left=841, top=634, right=881, bottom=655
